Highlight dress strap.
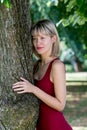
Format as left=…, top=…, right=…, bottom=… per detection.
left=45, top=57, right=59, bottom=77
left=51, top=57, right=59, bottom=64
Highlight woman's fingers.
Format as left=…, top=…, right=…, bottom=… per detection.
left=13, top=84, right=23, bottom=90
left=13, top=87, right=24, bottom=94
left=12, top=77, right=30, bottom=94
left=17, top=90, right=24, bottom=94
left=20, top=77, right=28, bottom=82
left=13, top=87, right=24, bottom=92
left=13, top=81, right=24, bottom=86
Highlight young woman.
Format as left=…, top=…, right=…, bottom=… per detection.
left=12, top=19, right=73, bottom=130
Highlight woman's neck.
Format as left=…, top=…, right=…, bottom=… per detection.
left=41, top=55, right=56, bottom=66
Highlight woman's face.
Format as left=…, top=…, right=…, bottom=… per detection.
left=32, top=33, right=55, bottom=56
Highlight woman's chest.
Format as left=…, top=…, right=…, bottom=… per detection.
left=34, top=64, right=49, bottom=80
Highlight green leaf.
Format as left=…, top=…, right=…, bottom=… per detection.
left=62, top=18, right=70, bottom=27
left=77, top=16, right=87, bottom=25
left=66, top=0, right=76, bottom=12
left=64, top=0, right=69, bottom=4
left=4, top=0, right=11, bottom=8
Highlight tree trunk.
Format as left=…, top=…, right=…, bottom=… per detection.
left=0, top=1, right=39, bottom=130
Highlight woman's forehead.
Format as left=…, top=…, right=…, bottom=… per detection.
left=32, top=30, right=49, bottom=36
left=32, top=33, right=49, bottom=37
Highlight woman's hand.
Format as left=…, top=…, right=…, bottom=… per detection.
left=12, top=77, right=34, bottom=94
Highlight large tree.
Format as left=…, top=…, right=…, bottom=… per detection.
left=0, top=0, right=39, bottom=130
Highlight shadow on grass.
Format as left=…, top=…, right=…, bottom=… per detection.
left=63, top=86, right=87, bottom=128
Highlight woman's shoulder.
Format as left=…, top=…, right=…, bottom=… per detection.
left=50, top=58, right=66, bottom=83
left=52, top=58, right=65, bottom=72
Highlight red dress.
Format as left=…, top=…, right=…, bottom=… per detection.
left=34, top=58, right=73, bottom=130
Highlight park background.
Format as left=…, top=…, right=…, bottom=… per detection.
left=0, top=0, right=87, bottom=130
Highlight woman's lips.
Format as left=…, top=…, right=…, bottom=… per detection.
left=37, top=47, right=44, bottom=50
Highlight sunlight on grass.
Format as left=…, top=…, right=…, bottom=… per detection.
left=73, top=126, right=87, bottom=130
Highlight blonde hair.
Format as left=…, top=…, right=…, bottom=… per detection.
left=31, top=19, right=60, bottom=58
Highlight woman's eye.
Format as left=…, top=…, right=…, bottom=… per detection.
left=41, top=37, right=45, bottom=39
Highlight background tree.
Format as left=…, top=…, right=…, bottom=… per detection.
left=57, top=0, right=87, bottom=71
left=0, top=0, right=38, bottom=130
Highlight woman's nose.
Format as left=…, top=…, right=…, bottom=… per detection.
left=36, top=39, right=41, bottom=45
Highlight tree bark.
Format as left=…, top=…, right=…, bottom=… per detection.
left=0, top=1, right=39, bottom=130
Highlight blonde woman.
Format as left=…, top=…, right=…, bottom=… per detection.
left=13, top=19, right=73, bottom=130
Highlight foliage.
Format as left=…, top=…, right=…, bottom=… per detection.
left=30, top=0, right=58, bottom=23
left=57, top=0, right=87, bottom=59
left=30, top=0, right=49, bottom=22
left=62, top=0, right=87, bottom=26
left=0, top=0, right=11, bottom=8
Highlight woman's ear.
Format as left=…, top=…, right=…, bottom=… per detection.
left=52, top=35, right=56, bottom=43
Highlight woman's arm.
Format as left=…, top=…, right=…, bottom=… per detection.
left=33, top=60, right=66, bottom=111
left=12, top=60, right=66, bottom=111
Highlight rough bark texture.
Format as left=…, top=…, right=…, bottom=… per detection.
left=0, top=1, right=39, bottom=130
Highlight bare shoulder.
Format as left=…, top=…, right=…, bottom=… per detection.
left=52, top=59, right=65, bottom=71
left=51, top=59, right=66, bottom=83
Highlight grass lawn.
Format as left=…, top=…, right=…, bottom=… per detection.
left=64, top=85, right=87, bottom=130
